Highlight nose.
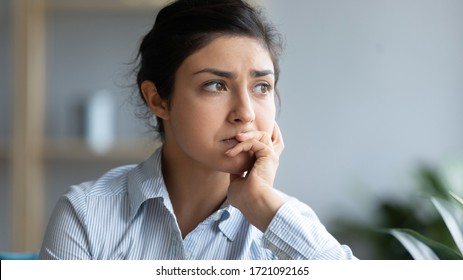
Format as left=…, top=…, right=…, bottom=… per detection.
left=228, top=89, right=255, bottom=124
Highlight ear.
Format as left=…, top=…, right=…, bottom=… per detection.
left=141, top=80, right=169, bottom=120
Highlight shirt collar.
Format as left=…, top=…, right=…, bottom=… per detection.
left=127, top=146, right=172, bottom=219
left=127, top=145, right=244, bottom=241
left=217, top=200, right=246, bottom=242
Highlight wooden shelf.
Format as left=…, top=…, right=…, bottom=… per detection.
left=1, top=138, right=161, bottom=162
left=44, top=138, right=161, bottom=163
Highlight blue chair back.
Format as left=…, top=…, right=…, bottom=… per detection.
left=0, top=251, right=39, bottom=260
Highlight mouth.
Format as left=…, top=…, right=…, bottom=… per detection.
left=221, top=136, right=240, bottom=147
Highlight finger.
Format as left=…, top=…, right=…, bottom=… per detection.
left=235, top=130, right=272, bottom=147
left=225, top=138, right=269, bottom=158
left=272, top=122, right=284, bottom=156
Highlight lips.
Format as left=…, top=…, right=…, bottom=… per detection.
left=222, top=137, right=239, bottom=147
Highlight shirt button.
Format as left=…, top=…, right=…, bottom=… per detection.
left=268, top=244, right=277, bottom=251
left=213, top=211, right=222, bottom=221
left=278, top=251, right=289, bottom=260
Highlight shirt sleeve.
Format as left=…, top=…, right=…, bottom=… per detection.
left=38, top=185, right=92, bottom=260
left=262, top=198, right=357, bottom=260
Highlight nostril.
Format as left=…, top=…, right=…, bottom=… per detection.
left=234, top=118, right=253, bottom=123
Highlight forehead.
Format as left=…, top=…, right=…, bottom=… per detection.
left=179, top=35, right=274, bottom=73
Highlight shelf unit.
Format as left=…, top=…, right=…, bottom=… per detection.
left=44, top=138, right=160, bottom=162
left=9, top=0, right=165, bottom=252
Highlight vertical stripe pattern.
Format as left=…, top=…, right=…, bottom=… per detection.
left=39, top=147, right=356, bottom=260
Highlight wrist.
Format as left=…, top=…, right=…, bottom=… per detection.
left=240, top=188, right=284, bottom=232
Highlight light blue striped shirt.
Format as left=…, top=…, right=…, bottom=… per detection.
left=39, top=146, right=356, bottom=260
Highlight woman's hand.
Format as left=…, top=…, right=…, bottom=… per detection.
left=226, top=122, right=285, bottom=232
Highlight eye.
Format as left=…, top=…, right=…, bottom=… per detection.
left=253, top=83, right=272, bottom=95
left=203, top=81, right=227, bottom=93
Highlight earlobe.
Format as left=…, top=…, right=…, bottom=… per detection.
left=141, top=80, right=169, bottom=120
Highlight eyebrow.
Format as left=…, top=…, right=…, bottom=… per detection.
left=251, top=69, right=274, bottom=78
left=193, top=68, right=236, bottom=79
left=193, top=68, right=274, bottom=79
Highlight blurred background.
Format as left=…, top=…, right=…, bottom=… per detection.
left=1, top=0, right=462, bottom=259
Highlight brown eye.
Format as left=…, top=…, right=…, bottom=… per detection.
left=204, top=81, right=227, bottom=93
left=253, top=83, right=272, bottom=95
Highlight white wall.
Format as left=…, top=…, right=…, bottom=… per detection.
left=266, top=0, right=463, bottom=225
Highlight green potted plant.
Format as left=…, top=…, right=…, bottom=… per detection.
left=388, top=183, right=463, bottom=259
left=332, top=159, right=463, bottom=259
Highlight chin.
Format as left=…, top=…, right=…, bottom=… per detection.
left=224, top=153, right=255, bottom=175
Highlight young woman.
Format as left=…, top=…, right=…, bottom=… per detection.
left=39, top=0, right=356, bottom=260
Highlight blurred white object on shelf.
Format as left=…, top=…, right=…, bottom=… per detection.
left=85, top=89, right=116, bottom=154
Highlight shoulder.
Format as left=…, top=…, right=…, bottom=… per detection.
left=48, top=163, right=138, bottom=227
left=63, top=163, right=137, bottom=203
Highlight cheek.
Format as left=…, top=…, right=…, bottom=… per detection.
left=170, top=102, right=221, bottom=141
left=255, top=104, right=276, bottom=133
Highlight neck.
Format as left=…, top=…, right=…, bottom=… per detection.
left=161, top=145, right=229, bottom=238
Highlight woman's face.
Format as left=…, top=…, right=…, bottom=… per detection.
left=163, top=35, right=276, bottom=174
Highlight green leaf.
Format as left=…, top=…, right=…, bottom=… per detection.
left=449, top=191, right=463, bottom=207
left=416, top=165, right=449, bottom=199
left=388, top=228, right=463, bottom=260
left=389, top=229, right=439, bottom=259
left=432, top=195, right=463, bottom=254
